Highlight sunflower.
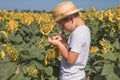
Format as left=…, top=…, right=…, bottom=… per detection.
left=90, top=46, right=99, bottom=53
left=44, top=47, right=60, bottom=65
left=6, top=20, right=18, bottom=33
left=27, top=66, right=38, bottom=76
left=40, top=23, right=54, bottom=35
left=0, top=31, right=8, bottom=38
left=0, top=50, right=5, bottom=60
left=5, top=44, right=18, bottom=62
left=116, top=14, right=120, bottom=21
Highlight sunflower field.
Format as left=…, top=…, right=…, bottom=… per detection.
left=0, top=6, right=120, bottom=80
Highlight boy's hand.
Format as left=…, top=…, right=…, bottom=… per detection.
left=51, top=35, right=62, bottom=41
left=48, top=37, right=61, bottom=46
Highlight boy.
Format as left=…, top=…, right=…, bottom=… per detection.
left=48, top=1, right=91, bottom=80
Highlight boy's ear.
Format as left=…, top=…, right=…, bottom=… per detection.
left=69, top=16, right=74, bottom=23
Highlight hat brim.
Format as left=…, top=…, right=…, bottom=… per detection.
left=55, top=8, right=82, bottom=22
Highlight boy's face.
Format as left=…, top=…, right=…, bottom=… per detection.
left=57, top=17, right=70, bottom=26
left=57, top=16, right=71, bottom=29
left=57, top=16, right=73, bottom=32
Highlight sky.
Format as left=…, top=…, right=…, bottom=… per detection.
left=0, top=0, right=120, bottom=12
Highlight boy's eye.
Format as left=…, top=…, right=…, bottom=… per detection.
left=57, top=17, right=69, bottom=26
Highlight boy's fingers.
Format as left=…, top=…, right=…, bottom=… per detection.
left=52, top=36, right=58, bottom=40
left=48, top=37, right=52, bottom=42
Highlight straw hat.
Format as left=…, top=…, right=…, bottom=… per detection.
left=52, top=1, right=82, bottom=22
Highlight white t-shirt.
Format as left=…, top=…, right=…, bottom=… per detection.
left=60, top=25, right=91, bottom=80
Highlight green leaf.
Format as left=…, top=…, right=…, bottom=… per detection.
left=8, top=32, right=23, bottom=45
left=103, top=53, right=116, bottom=61
left=107, top=72, right=120, bottom=80
left=85, top=64, right=90, bottom=71
left=48, top=76, right=57, bottom=80
left=28, top=46, right=43, bottom=58
left=112, top=39, right=120, bottom=49
left=93, top=60, right=105, bottom=66
left=93, top=74, right=106, bottom=80
left=9, top=65, right=30, bottom=80
left=44, top=66, right=53, bottom=75
left=0, top=62, right=17, bottom=80
left=101, top=62, right=114, bottom=75
left=35, top=62, right=44, bottom=70
left=95, top=66, right=102, bottom=71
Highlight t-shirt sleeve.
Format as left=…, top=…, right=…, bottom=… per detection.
left=68, top=30, right=85, bottom=54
